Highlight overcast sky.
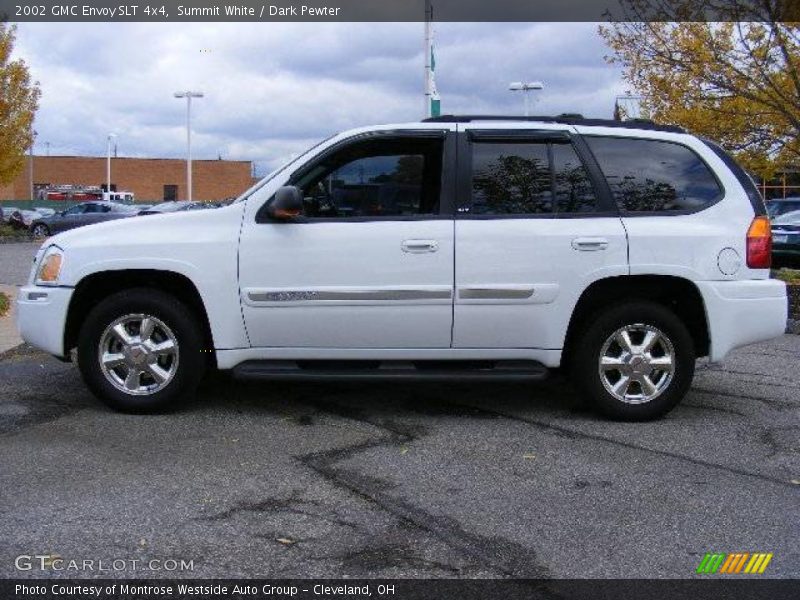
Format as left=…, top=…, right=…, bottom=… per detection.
left=14, top=22, right=626, bottom=175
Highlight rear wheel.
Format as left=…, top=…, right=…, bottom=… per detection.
left=572, top=302, right=695, bottom=421
left=77, top=288, right=206, bottom=412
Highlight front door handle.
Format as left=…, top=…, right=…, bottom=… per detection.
left=572, top=237, right=609, bottom=251
left=402, top=239, right=439, bottom=253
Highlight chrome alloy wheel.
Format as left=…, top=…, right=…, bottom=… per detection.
left=98, top=314, right=179, bottom=396
left=598, top=324, right=675, bottom=405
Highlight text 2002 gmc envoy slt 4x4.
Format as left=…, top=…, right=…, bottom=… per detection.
left=17, top=115, right=788, bottom=420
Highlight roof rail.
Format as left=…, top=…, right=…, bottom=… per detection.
left=422, top=114, right=686, bottom=134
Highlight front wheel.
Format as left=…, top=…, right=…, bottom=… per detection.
left=31, top=223, right=50, bottom=238
left=571, top=302, right=695, bottom=421
left=77, top=288, right=206, bottom=413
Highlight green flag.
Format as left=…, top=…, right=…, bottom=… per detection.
left=430, top=45, right=440, bottom=117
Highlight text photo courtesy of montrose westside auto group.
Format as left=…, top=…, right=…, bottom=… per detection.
left=0, top=1, right=798, bottom=599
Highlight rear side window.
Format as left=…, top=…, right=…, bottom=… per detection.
left=468, top=141, right=597, bottom=216
left=471, top=142, right=552, bottom=215
left=585, top=137, right=722, bottom=213
left=702, top=138, right=766, bottom=216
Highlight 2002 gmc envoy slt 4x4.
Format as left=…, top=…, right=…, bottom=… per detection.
left=17, top=115, right=788, bottom=420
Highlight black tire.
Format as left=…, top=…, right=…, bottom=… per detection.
left=31, top=223, right=50, bottom=238
left=571, top=301, right=695, bottom=421
left=77, top=288, right=206, bottom=413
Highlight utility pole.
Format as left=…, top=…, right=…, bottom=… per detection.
left=106, top=133, right=117, bottom=195
left=174, top=91, right=204, bottom=201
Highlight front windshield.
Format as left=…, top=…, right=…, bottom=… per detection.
left=233, top=133, right=338, bottom=204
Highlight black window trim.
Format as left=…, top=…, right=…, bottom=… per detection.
left=581, top=134, right=727, bottom=218
left=255, top=129, right=455, bottom=224
left=456, top=130, right=620, bottom=220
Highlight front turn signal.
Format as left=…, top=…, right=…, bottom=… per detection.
left=35, top=248, right=64, bottom=285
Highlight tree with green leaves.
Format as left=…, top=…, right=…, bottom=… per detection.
left=0, top=23, right=40, bottom=185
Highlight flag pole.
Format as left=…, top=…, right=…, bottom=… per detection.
left=424, top=0, right=433, bottom=118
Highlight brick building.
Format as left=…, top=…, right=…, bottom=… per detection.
left=0, top=155, right=257, bottom=203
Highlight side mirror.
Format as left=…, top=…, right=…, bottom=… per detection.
left=267, top=186, right=304, bottom=221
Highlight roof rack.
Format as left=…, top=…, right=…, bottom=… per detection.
left=422, top=114, right=686, bottom=134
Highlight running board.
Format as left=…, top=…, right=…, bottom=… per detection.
left=232, top=359, right=549, bottom=382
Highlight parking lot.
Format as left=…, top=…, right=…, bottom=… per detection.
left=0, top=242, right=797, bottom=579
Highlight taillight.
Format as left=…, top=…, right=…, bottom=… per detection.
left=746, top=215, right=772, bottom=269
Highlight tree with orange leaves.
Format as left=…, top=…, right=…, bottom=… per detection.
left=0, top=23, right=40, bottom=185
left=600, top=0, right=800, bottom=177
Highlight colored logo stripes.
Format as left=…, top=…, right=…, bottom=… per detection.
left=696, top=552, right=773, bottom=574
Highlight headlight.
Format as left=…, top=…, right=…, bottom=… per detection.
left=35, top=246, right=64, bottom=286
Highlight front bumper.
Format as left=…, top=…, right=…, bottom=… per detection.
left=695, top=279, right=787, bottom=363
left=16, top=285, right=74, bottom=358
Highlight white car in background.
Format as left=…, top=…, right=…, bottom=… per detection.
left=16, top=115, right=788, bottom=420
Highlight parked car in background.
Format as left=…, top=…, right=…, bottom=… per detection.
left=2, top=206, right=20, bottom=223
left=29, top=201, right=139, bottom=237
left=8, top=209, right=40, bottom=230
left=771, top=209, right=800, bottom=265
left=137, top=201, right=214, bottom=215
left=3, top=206, right=64, bottom=228
left=766, top=198, right=800, bottom=219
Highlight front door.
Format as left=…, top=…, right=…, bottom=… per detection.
left=238, top=131, right=456, bottom=348
left=453, top=126, right=629, bottom=351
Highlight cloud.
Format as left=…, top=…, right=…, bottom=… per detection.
left=12, top=22, right=625, bottom=173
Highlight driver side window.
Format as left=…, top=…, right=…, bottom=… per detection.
left=292, top=137, right=443, bottom=219
left=64, top=204, right=87, bottom=215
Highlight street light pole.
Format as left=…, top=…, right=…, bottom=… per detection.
left=174, top=91, right=204, bottom=201
left=509, top=81, right=544, bottom=117
left=106, top=133, right=117, bottom=196
left=29, top=129, right=37, bottom=201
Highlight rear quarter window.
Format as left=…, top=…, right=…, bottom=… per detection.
left=585, top=136, right=723, bottom=213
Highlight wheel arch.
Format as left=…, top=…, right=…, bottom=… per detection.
left=64, top=269, right=215, bottom=365
left=562, top=275, right=710, bottom=368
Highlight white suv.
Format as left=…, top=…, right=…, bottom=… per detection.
left=16, top=115, right=788, bottom=420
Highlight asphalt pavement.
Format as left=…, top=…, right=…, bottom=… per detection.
left=0, top=240, right=797, bottom=580
left=1, top=336, right=798, bottom=579
left=0, top=241, right=39, bottom=286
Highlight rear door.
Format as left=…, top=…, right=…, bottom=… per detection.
left=453, top=125, right=629, bottom=351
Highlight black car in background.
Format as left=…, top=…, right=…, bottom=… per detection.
left=771, top=209, right=800, bottom=266
left=767, top=198, right=800, bottom=219
left=29, top=202, right=139, bottom=237
left=137, top=201, right=214, bottom=215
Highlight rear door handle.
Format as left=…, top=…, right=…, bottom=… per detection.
left=572, top=237, right=609, bottom=251
left=401, top=239, right=439, bottom=253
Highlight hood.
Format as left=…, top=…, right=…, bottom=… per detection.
left=47, top=203, right=243, bottom=251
